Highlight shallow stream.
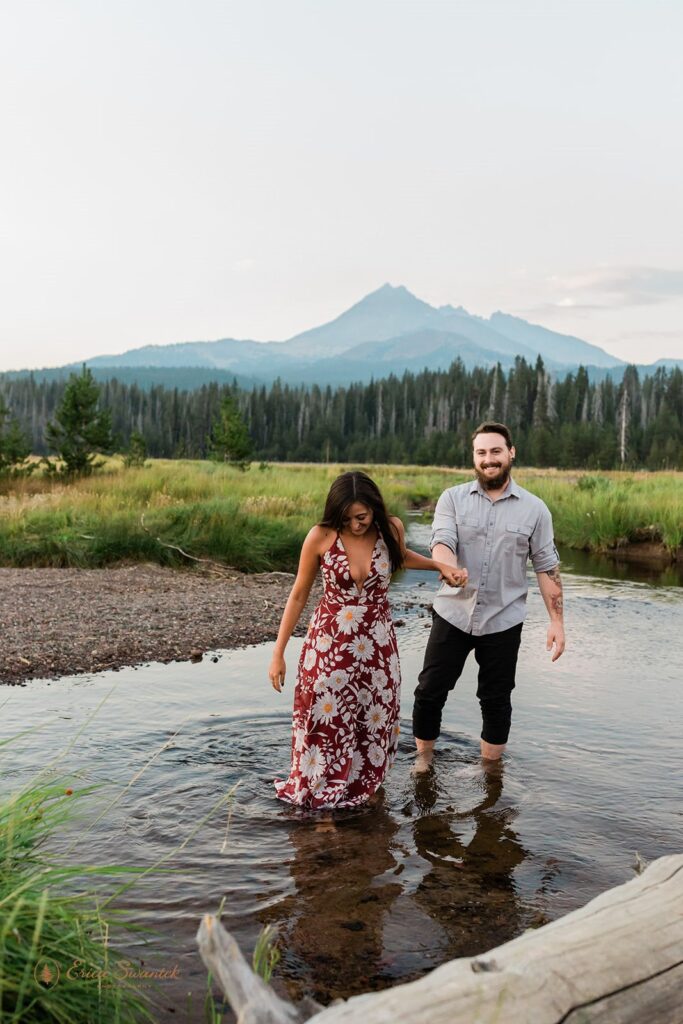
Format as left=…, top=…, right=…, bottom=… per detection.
left=1, top=527, right=681, bottom=1021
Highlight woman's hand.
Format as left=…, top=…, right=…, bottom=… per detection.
left=269, top=653, right=286, bottom=692
left=437, top=563, right=468, bottom=588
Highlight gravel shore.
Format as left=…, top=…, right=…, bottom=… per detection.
left=0, top=565, right=321, bottom=685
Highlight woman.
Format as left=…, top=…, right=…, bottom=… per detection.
left=269, top=471, right=467, bottom=809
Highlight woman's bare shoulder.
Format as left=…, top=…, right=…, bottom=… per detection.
left=388, top=515, right=405, bottom=537
left=305, top=524, right=337, bottom=553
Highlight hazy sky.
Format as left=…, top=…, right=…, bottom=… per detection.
left=1, top=0, right=682, bottom=371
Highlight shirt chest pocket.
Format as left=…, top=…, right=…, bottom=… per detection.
left=505, top=523, right=533, bottom=583
left=456, top=516, right=480, bottom=546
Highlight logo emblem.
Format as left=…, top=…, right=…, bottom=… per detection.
left=34, top=958, right=61, bottom=989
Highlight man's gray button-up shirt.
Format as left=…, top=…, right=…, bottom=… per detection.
left=430, top=477, right=559, bottom=636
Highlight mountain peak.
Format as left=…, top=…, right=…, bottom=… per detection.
left=282, top=283, right=437, bottom=356
left=356, top=282, right=423, bottom=306
left=37, top=283, right=628, bottom=381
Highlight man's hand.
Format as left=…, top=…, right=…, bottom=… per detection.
left=437, top=563, right=468, bottom=588
left=546, top=622, right=565, bottom=662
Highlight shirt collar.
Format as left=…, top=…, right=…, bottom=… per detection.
left=469, top=476, right=520, bottom=500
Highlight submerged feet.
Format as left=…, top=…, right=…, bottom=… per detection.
left=412, top=739, right=435, bottom=774
left=480, top=740, right=506, bottom=762
left=413, top=738, right=506, bottom=773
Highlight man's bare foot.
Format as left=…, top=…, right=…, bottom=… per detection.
left=413, top=739, right=435, bottom=774
left=480, top=739, right=506, bottom=761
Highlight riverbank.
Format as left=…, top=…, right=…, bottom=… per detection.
left=0, top=564, right=321, bottom=685
left=1, top=463, right=682, bottom=572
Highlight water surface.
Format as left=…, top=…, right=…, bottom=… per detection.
left=1, top=533, right=681, bottom=1020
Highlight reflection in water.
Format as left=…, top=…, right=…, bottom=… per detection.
left=270, top=795, right=401, bottom=1003
left=255, top=750, right=531, bottom=1005
left=409, top=761, right=527, bottom=956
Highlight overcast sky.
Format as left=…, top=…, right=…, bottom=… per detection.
left=1, top=0, right=682, bottom=371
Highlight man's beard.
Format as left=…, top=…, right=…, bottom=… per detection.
left=475, top=463, right=511, bottom=491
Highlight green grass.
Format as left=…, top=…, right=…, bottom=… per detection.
left=1, top=459, right=681, bottom=570
left=0, top=778, right=155, bottom=1023
left=516, top=470, right=683, bottom=551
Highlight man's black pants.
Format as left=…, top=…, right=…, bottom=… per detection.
left=413, top=612, right=523, bottom=745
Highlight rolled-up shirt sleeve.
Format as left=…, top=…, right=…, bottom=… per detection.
left=530, top=505, right=560, bottom=573
left=430, top=489, right=458, bottom=554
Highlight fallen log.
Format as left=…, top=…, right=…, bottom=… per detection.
left=197, top=853, right=683, bottom=1024
left=196, top=914, right=323, bottom=1024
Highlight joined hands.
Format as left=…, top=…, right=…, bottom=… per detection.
left=437, top=564, right=468, bottom=588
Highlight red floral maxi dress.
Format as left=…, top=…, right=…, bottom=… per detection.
left=274, top=532, right=401, bottom=809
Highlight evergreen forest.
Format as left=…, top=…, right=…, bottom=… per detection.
left=1, top=356, right=682, bottom=469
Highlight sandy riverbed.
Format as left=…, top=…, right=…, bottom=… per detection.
left=0, top=564, right=321, bottom=684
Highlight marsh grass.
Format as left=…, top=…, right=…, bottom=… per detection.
left=1, top=460, right=681, bottom=570
left=0, top=698, right=238, bottom=1024
left=0, top=776, right=155, bottom=1023
left=515, top=470, right=683, bottom=551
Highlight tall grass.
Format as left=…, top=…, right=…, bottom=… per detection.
left=515, top=470, right=683, bottom=551
left=0, top=778, right=154, bottom=1023
left=0, top=460, right=681, bottom=570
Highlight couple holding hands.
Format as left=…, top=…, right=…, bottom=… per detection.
left=268, top=421, right=565, bottom=810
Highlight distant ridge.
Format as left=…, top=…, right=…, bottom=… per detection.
left=4, top=283, right=678, bottom=389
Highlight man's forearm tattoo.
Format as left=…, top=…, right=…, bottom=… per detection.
left=545, top=566, right=564, bottom=617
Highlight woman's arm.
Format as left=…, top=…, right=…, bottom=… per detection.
left=389, top=517, right=468, bottom=587
left=268, top=527, right=325, bottom=692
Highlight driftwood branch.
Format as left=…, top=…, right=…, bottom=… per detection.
left=196, top=914, right=321, bottom=1023
left=139, top=514, right=295, bottom=582
left=198, top=853, right=683, bottom=1024
left=139, top=513, right=239, bottom=577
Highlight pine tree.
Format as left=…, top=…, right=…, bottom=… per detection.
left=0, top=399, right=33, bottom=475
left=44, top=366, right=114, bottom=476
left=123, top=430, right=148, bottom=467
left=208, top=393, right=253, bottom=469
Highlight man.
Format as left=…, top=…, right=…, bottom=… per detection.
left=413, top=421, right=565, bottom=767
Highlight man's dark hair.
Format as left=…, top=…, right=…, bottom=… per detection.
left=471, top=421, right=513, bottom=449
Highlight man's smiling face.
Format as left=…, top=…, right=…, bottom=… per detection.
left=472, top=432, right=515, bottom=491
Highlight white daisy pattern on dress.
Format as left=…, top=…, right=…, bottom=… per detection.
left=327, top=668, right=349, bottom=690
left=335, top=604, right=366, bottom=635
left=371, top=620, right=391, bottom=647
left=274, top=533, right=401, bottom=809
left=299, top=744, right=326, bottom=780
left=377, top=685, right=394, bottom=706
left=312, top=692, right=339, bottom=725
left=371, top=667, right=388, bottom=687
left=365, top=703, right=388, bottom=734
left=367, top=742, right=386, bottom=767
left=349, top=635, right=375, bottom=662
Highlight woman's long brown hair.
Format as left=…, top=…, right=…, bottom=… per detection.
left=319, top=471, right=404, bottom=572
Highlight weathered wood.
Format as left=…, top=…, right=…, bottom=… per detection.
left=199, top=854, right=683, bottom=1024
left=196, top=914, right=321, bottom=1024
